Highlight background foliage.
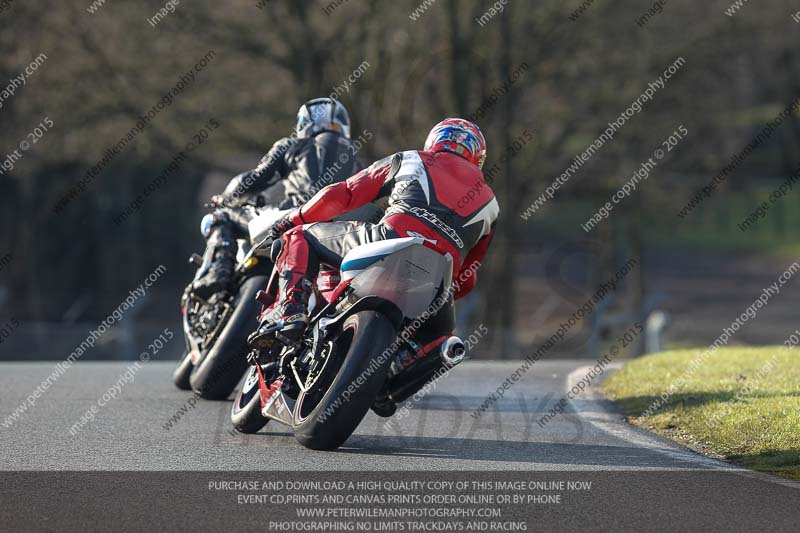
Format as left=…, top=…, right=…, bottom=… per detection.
left=2, top=0, right=799, bottom=359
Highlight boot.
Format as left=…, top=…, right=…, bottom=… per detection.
left=250, top=271, right=312, bottom=347
left=192, top=225, right=236, bottom=298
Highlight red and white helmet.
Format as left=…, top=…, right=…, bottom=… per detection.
left=424, top=118, right=487, bottom=169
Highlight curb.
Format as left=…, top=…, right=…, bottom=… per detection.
left=567, top=364, right=800, bottom=490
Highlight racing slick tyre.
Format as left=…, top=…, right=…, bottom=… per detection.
left=172, top=350, right=194, bottom=390
left=189, top=275, right=268, bottom=400
left=231, top=364, right=274, bottom=434
left=292, top=311, right=396, bottom=451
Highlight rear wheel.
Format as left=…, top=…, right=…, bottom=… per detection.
left=292, top=311, right=396, bottom=450
left=172, top=350, right=194, bottom=390
left=231, top=364, right=274, bottom=434
left=190, top=274, right=268, bottom=400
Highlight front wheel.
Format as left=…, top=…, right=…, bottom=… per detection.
left=292, top=311, right=396, bottom=451
left=231, top=365, right=273, bottom=434
left=172, top=350, right=194, bottom=390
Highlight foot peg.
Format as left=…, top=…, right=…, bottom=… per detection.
left=247, top=319, right=306, bottom=350
left=440, top=336, right=466, bottom=367
left=248, top=323, right=282, bottom=349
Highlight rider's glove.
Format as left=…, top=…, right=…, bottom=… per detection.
left=267, top=213, right=297, bottom=242
left=210, top=193, right=229, bottom=208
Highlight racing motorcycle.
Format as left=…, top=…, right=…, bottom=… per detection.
left=172, top=200, right=291, bottom=400
left=230, top=236, right=466, bottom=450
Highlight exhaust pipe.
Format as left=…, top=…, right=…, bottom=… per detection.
left=386, top=336, right=467, bottom=402
left=440, top=336, right=466, bottom=367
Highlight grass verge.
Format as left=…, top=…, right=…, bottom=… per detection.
left=602, top=347, right=800, bottom=480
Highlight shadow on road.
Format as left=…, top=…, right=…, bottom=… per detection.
left=336, top=435, right=719, bottom=468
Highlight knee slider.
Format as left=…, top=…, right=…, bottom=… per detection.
left=200, top=213, right=216, bottom=238
left=200, top=210, right=231, bottom=238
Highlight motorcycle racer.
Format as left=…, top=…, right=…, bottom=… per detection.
left=254, top=118, right=498, bottom=412
left=192, top=98, right=363, bottom=298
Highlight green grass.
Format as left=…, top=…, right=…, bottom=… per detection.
left=602, top=347, right=800, bottom=479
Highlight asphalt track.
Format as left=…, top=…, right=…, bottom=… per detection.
left=1, top=360, right=799, bottom=531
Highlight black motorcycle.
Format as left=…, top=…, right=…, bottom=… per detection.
left=172, top=201, right=291, bottom=399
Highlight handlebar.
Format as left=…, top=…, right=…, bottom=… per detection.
left=205, top=193, right=266, bottom=210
